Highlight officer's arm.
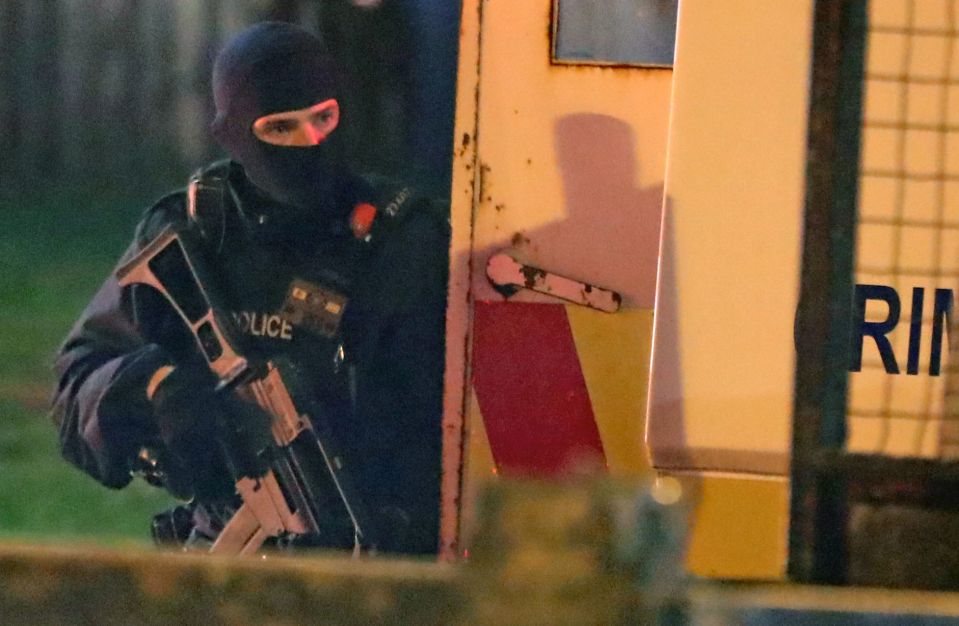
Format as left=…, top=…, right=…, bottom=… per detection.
left=50, top=196, right=185, bottom=488
left=354, top=210, right=449, bottom=554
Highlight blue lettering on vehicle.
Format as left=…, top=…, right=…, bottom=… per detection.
left=850, top=284, right=953, bottom=375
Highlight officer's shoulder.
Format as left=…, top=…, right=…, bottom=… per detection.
left=359, top=173, right=449, bottom=247
left=356, top=176, right=449, bottom=308
left=133, top=160, right=235, bottom=248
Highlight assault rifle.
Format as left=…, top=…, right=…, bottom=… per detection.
left=116, top=224, right=376, bottom=556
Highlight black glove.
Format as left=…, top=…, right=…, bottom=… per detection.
left=104, top=344, right=271, bottom=501
left=98, top=344, right=183, bottom=490
left=150, top=359, right=273, bottom=502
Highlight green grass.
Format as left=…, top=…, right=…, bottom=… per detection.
left=0, top=183, right=182, bottom=545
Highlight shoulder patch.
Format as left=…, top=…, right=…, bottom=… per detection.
left=366, top=187, right=422, bottom=244
left=377, top=186, right=440, bottom=238
left=349, top=173, right=450, bottom=249
left=382, top=186, right=415, bottom=219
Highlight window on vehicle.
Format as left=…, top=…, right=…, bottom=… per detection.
left=552, top=0, right=678, bottom=67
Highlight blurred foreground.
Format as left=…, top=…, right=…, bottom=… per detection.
left=3, top=480, right=959, bottom=624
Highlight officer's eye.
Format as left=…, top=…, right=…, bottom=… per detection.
left=313, top=110, right=335, bottom=125
left=265, top=120, right=297, bottom=134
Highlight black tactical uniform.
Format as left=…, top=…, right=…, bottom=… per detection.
left=51, top=159, right=447, bottom=554
left=51, top=20, right=448, bottom=554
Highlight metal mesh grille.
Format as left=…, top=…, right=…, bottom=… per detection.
left=849, top=0, right=959, bottom=457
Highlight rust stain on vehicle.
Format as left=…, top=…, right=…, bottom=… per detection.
left=456, top=132, right=472, bottom=159
left=550, top=60, right=671, bottom=71
left=479, top=162, right=492, bottom=205
left=520, top=265, right=546, bottom=289
left=510, top=232, right=531, bottom=247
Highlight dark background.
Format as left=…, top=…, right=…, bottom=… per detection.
left=0, top=0, right=461, bottom=544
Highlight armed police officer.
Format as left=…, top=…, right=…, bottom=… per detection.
left=50, top=22, right=448, bottom=555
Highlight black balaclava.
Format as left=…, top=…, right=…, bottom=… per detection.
left=211, top=22, right=349, bottom=225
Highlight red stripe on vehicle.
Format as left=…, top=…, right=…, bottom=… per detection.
left=471, top=301, right=605, bottom=477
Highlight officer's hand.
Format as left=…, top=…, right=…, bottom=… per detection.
left=149, top=361, right=274, bottom=501
left=147, top=362, right=235, bottom=500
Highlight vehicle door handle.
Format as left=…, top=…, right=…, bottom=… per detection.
left=486, top=252, right=622, bottom=313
